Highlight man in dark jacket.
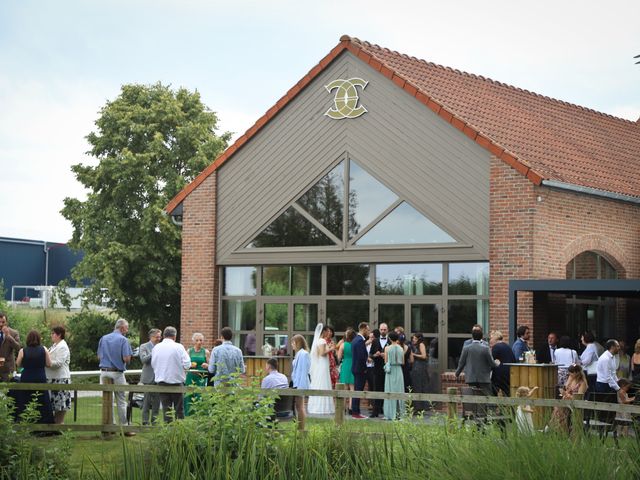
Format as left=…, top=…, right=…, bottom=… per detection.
left=368, top=323, right=389, bottom=417
left=350, top=322, right=370, bottom=419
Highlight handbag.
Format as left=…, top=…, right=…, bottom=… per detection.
left=383, top=361, right=391, bottom=374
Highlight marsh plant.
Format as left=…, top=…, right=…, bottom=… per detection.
left=0, top=392, right=71, bottom=480
left=88, top=381, right=640, bottom=480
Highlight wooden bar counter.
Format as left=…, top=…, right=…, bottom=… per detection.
left=506, top=363, right=558, bottom=428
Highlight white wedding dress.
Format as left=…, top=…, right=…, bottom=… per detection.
left=307, top=324, right=335, bottom=415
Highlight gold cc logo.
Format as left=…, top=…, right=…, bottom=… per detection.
left=324, top=78, right=368, bottom=119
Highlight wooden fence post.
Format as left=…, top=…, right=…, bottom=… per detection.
left=335, top=383, right=345, bottom=426
left=447, top=387, right=458, bottom=431
left=101, top=377, right=113, bottom=438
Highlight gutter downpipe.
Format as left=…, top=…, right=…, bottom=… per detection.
left=541, top=180, right=640, bottom=205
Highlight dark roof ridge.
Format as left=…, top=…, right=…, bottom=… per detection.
left=344, top=35, right=637, bottom=126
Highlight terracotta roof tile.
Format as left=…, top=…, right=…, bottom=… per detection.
left=166, top=35, right=640, bottom=213
left=350, top=36, right=640, bottom=198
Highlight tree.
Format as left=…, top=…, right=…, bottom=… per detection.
left=62, top=83, right=230, bottom=336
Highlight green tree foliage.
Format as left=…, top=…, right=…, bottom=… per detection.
left=62, top=83, right=230, bottom=334
left=65, top=310, right=118, bottom=370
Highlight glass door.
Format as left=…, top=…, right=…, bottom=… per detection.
left=293, top=302, right=320, bottom=353
left=260, top=301, right=321, bottom=356
left=261, top=302, right=289, bottom=356
left=377, top=303, right=405, bottom=329
left=410, top=303, right=441, bottom=393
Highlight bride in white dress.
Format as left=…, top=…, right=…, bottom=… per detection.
left=307, top=323, right=335, bottom=415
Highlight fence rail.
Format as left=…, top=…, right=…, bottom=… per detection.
left=2, top=382, right=640, bottom=434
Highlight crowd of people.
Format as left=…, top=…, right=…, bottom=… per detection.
left=455, top=323, right=638, bottom=433
left=288, top=322, right=434, bottom=426
left=2, top=308, right=639, bottom=434
left=100, top=322, right=246, bottom=435
left=1, top=312, right=71, bottom=432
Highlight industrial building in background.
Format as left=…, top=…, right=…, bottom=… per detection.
left=0, top=236, right=84, bottom=307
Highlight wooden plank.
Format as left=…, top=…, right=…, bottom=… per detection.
left=3, top=383, right=638, bottom=415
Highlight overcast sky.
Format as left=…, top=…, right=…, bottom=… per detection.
left=1, top=0, right=638, bottom=243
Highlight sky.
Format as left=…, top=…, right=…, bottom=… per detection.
left=0, top=0, right=638, bottom=243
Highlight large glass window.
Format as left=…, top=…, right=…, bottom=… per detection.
left=357, top=202, right=455, bottom=245
left=327, top=264, right=370, bottom=295
left=348, top=160, right=398, bottom=238
left=220, top=261, right=489, bottom=374
left=447, top=299, right=489, bottom=333
left=294, top=303, right=318, bottom=331
left=326, top=300, right=369, bottom=332
left=378, top=304, right=404, bottom=328
left=262, top=266, right=321, bottom=296
left=448, top=263, right=489, bottom=295
left=411, top=304, right=439, bottom=333
left=223, top=267, right=257, bottom=296
left=264, top=303, right=288, bottom=331
left=376, top=263, right=442, bottom=295
left=296, top=161, right=344, bottom=239
left=221, top=299, right=257, bottom=330
left=246, top=206, right=336, bottom=248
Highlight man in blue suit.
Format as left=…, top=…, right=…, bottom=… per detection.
left=350, top=322, right=370, bottom=419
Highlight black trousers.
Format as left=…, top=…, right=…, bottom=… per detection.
left=158, top=382, right=184, bottom=422
left=352, top=373, right=367, bottom=414
left=371, top=367, right=385, bottom=415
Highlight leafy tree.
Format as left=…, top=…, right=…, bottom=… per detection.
left=62, top=83, right=230, bottom=335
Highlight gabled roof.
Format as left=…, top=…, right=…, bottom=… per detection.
left=166, top=35, right=640, bottom=214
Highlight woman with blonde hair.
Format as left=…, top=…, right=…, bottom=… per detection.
left=291, top=334, right=311, bottom=429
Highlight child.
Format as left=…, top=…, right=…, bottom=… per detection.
left=617, top=379, right=635, bottom=436
left=515, top=386, right=538, bottom=434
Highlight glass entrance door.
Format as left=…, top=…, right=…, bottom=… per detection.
left=260, top=301, right=320, bottom=356
left=410, top=303, right=440, bottom=393
left=376, top=300, right=442, bottom=392
left=262, top=302, right=289, bottom=356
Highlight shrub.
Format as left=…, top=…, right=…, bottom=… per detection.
left=66, top=310, right=117, bottom=370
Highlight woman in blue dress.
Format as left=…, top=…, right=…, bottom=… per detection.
left=291, top=334, right=311, bottom=430
left=15, top=330, right=54, bottom=424
left=383, top=331, right=405, bottom=420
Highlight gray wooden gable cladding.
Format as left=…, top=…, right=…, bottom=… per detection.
left=215, top=51, right=490, bottom=265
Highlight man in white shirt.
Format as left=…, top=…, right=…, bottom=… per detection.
left=151, top=326, right=191, bottom=422
left=595, top=339, right=621, bottom=394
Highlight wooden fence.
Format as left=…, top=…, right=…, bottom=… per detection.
left=3, top=382, right=640, bottom=435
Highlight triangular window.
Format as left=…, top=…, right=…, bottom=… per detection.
left=355, top=202, right=456, bottom=246
left=243, top=155, right=458, bottom=250
left=246, top=207, right=337, bottom=248
left=296, top=161, right=344, bottom=239
left=348, top=160, right=397, bottom=238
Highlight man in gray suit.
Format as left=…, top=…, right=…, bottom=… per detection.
left=455, top=327, right=495, bottom=396
left=139, top=328, right=162, bottom=425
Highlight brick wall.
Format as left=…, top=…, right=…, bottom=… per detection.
left=489, top=155, right=640, bottom=343
left=489, top=157, right=536, bottom=338
left=179, top=172, right=218, bottom=347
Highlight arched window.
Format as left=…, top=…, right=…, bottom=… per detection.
left=566, top=251, right=617, bottom=280
left=565, top=251, right=617, bottom=341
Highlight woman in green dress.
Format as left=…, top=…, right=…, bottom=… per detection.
left=383, top=331, right=405, bottom=420
left=184, top=333, right=210, bottom=416
left=338, top=328, right=356, bottom=414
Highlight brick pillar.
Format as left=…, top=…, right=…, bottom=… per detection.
left=489, top=157, right=535, bottom=339
left=179, top=173, right=218, bottom=348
